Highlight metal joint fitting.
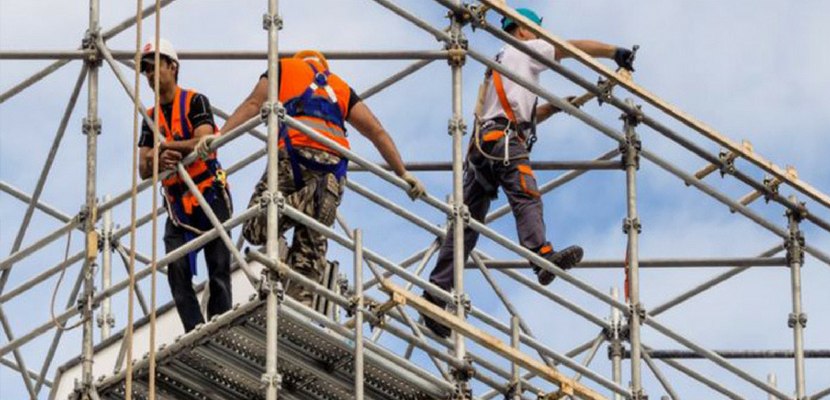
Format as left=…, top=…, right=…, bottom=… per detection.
left=448, top=116, right=467, bottom=136
left=620, top=104, right=644, bottom=127
left=337, top=274, right=350, bottom=296
left=596, top=77, right=613, bottom=106
left=717, top=149, right=736, bottom=177
left=762, top=175, right=780, bottom=203
left=629, top=302, right=647, bottom=323
left=465, top=4, right=487, bottom=30
left=788, top=312, right=808, bottom=328
left=607, top=341, right=624, bottom=359
left=259, top=373, right=283, bottom=390
left=81, top=29, right=102, bottom=67
left=452, top=292, right=471, bottom=316
left=82, top=117, right=102, bottom=136
left=631, top=388, right=648, bottom=400
left=261, top=13, right=283, bottom=30
left=622, top=217, right=642, bottom=234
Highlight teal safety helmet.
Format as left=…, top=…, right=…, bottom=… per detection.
left=501, top=8, right=543, bottom=31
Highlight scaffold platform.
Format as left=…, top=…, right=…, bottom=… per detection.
left=86, top=297, right=449, bottom=400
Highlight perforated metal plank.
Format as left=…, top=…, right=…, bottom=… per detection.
left=92, top=298, right=450, bottom=400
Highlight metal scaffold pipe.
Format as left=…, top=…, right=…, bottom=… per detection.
left=786, top=196, right=807, bottom=399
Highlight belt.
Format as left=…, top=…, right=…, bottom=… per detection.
left=165, top=169, right=214, bottom=198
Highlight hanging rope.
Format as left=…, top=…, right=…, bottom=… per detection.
left=49, top=230, right=85, bottom=331
left=124, top=0, right=144, bottom=399
left=148, top=1, right=162, bottom=400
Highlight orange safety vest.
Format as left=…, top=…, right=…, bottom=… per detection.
left=277, top=58, right=352, bottom=155
left=147, top=87, right=224, bottom=220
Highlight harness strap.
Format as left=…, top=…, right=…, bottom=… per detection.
left=492, top=71, right=517, bottom=123
left=280, top=126, right=348, bottom=190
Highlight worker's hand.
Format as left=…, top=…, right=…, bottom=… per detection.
left=400, top=171, right=426, bottom=201
left=613, top=47, right=636, bottom=72
left=195, top=135, right=217, bottom=160
left=160, top=149, right=182, bottom=171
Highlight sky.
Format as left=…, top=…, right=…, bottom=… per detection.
left=1, top=1, right=830, bottom=399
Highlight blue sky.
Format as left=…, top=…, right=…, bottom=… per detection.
left=2, top=1, right=830, bottom=399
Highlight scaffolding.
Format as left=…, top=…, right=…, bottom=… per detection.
left=1, top=1, right=829, bottom=400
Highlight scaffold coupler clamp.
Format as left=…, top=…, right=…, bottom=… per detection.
left=451, top=357, right=475, bottom=399
left=450, top=291, right=472, bottom=318
left=596, top=77, right=613, bottom=106
left=631, top=387, right=648, bottom=400
left=785, top=211, right=805, bottom=266
left=448, top=116, right=468, bottom=136
left=607, top=337, right=624, bottom=360
left=259, top=190, right=285, bottom=214
left=446, top=29, right=468, bottom=67
left=81, top=29, right=102, bottom=68
left=260, top=101, right=284, bottom=125
left=622, top=217, right=642, bottom=234
left=258, top=271, right=284, bottom=301
left=629, top=302, right=647, bottom=324
left=717, top=148, right=736, bottom=177
left=465, top=3, right=488, bottom=30
left=82, top=116, right=102, bottom=136
left=262, top=12, right=283, bottom=30
left=260, top=371, right=283, bottom=391
left=788, top=312, right=807, bottom=329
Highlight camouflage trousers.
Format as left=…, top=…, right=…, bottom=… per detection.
left=243, top=148, right=345, bottom=306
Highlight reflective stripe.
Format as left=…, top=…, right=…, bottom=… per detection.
left=517, top=164, right=539, bottom=197
left=482, top=130, right=506, bottom=142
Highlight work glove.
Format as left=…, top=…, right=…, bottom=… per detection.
left=195, top=135, right=217, bottom=160
left=613, top=47, right=636, bottom=72
left=401, top=171, right=426, bottom=200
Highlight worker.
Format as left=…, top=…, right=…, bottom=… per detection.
left=138, top=38, right=233, bottom=333
left=221, top=51, right=425, bottom=306
left=421, top=8, right=637, bottom=338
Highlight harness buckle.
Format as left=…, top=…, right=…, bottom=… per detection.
left=314, top=72, right=328, bottom=86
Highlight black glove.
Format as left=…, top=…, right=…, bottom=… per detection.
left=614, top=47, right=636, bottom=72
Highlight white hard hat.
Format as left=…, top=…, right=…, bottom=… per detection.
left=141, top=38, right=178, bottom=64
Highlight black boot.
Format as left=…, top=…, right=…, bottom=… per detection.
left=533, top=245, right=584, bottom=286
left=420, top=291, right=451, bottom=339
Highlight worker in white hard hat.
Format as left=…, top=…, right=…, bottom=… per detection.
left=137, top=38, right=233, bottom=333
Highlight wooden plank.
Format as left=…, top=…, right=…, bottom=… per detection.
left=477, top=0, right=830, bottom=211
left=379, top=280, right=610, bottom=400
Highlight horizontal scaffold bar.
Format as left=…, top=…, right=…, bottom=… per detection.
left=469, top=257, right=789, bottom=269
left=0, top=50, right=450, bottom=61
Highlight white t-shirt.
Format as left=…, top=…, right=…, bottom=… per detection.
left=480, top=39, right=556, bottom=124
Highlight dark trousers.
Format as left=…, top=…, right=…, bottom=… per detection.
left=429, top=135, right=547, bottom=297
left=164, top=188, right=233, bottom=332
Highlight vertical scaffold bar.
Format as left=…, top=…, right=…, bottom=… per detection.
left=263, top=1, right=282, bottom=400
left=622, top=99, right=644, bottom=398
left=768, top=373, right=777, bottom=400
left=448, top=5, right=469, bottom=396
left=510, top=315, right=521, bottom=400
left=610, top=287, right=624, bottom=400
left=81, top=0, right=101, bottom=395
left=354, top=229, right=365, bottom=400
left=99, top=195, right=113, bottom=341
left=786, top=197, right=806, bottom=399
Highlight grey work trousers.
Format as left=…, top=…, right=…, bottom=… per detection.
left=429, top=133, right=549, bottom=298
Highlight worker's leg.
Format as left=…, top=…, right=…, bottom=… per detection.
left=163, top=218, right=205, bottom=332
left=200, top=187, right=234, bottom=321
left=429, top=161, right=494, bottom=294
left=497, top=142, right=583, bottom=284
left=243, top=154, right=300, bottom=246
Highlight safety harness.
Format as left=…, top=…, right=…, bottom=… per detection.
left=279, top=61, right=349, bottom=191
left=152, top=87, right=229, bottom=274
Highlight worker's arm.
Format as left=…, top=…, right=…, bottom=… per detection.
left=221, top=77, right=268, bottom=134
left=159, top=124, right=214, bottom=156
left=139, top=146, right=182, bottom=180
left=535, top=95, right=576, bottom=124
left=347, top=101, right=407, bottom=177
left=555, top=40, right=635, bottom=71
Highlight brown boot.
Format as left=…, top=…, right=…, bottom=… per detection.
left=533, top=245, right=584, bottom=285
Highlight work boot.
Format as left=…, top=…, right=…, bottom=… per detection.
left=533, top=245, right=584, bottom=286
left=420, top=291, right=451, bottom=339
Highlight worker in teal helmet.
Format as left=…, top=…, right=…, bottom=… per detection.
left=421, top=7, right=637, bottom=338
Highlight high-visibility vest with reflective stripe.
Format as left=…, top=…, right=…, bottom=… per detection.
left=147, top=87, right=221, bottom=219
left=277, top=58, right=351, bottom=154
